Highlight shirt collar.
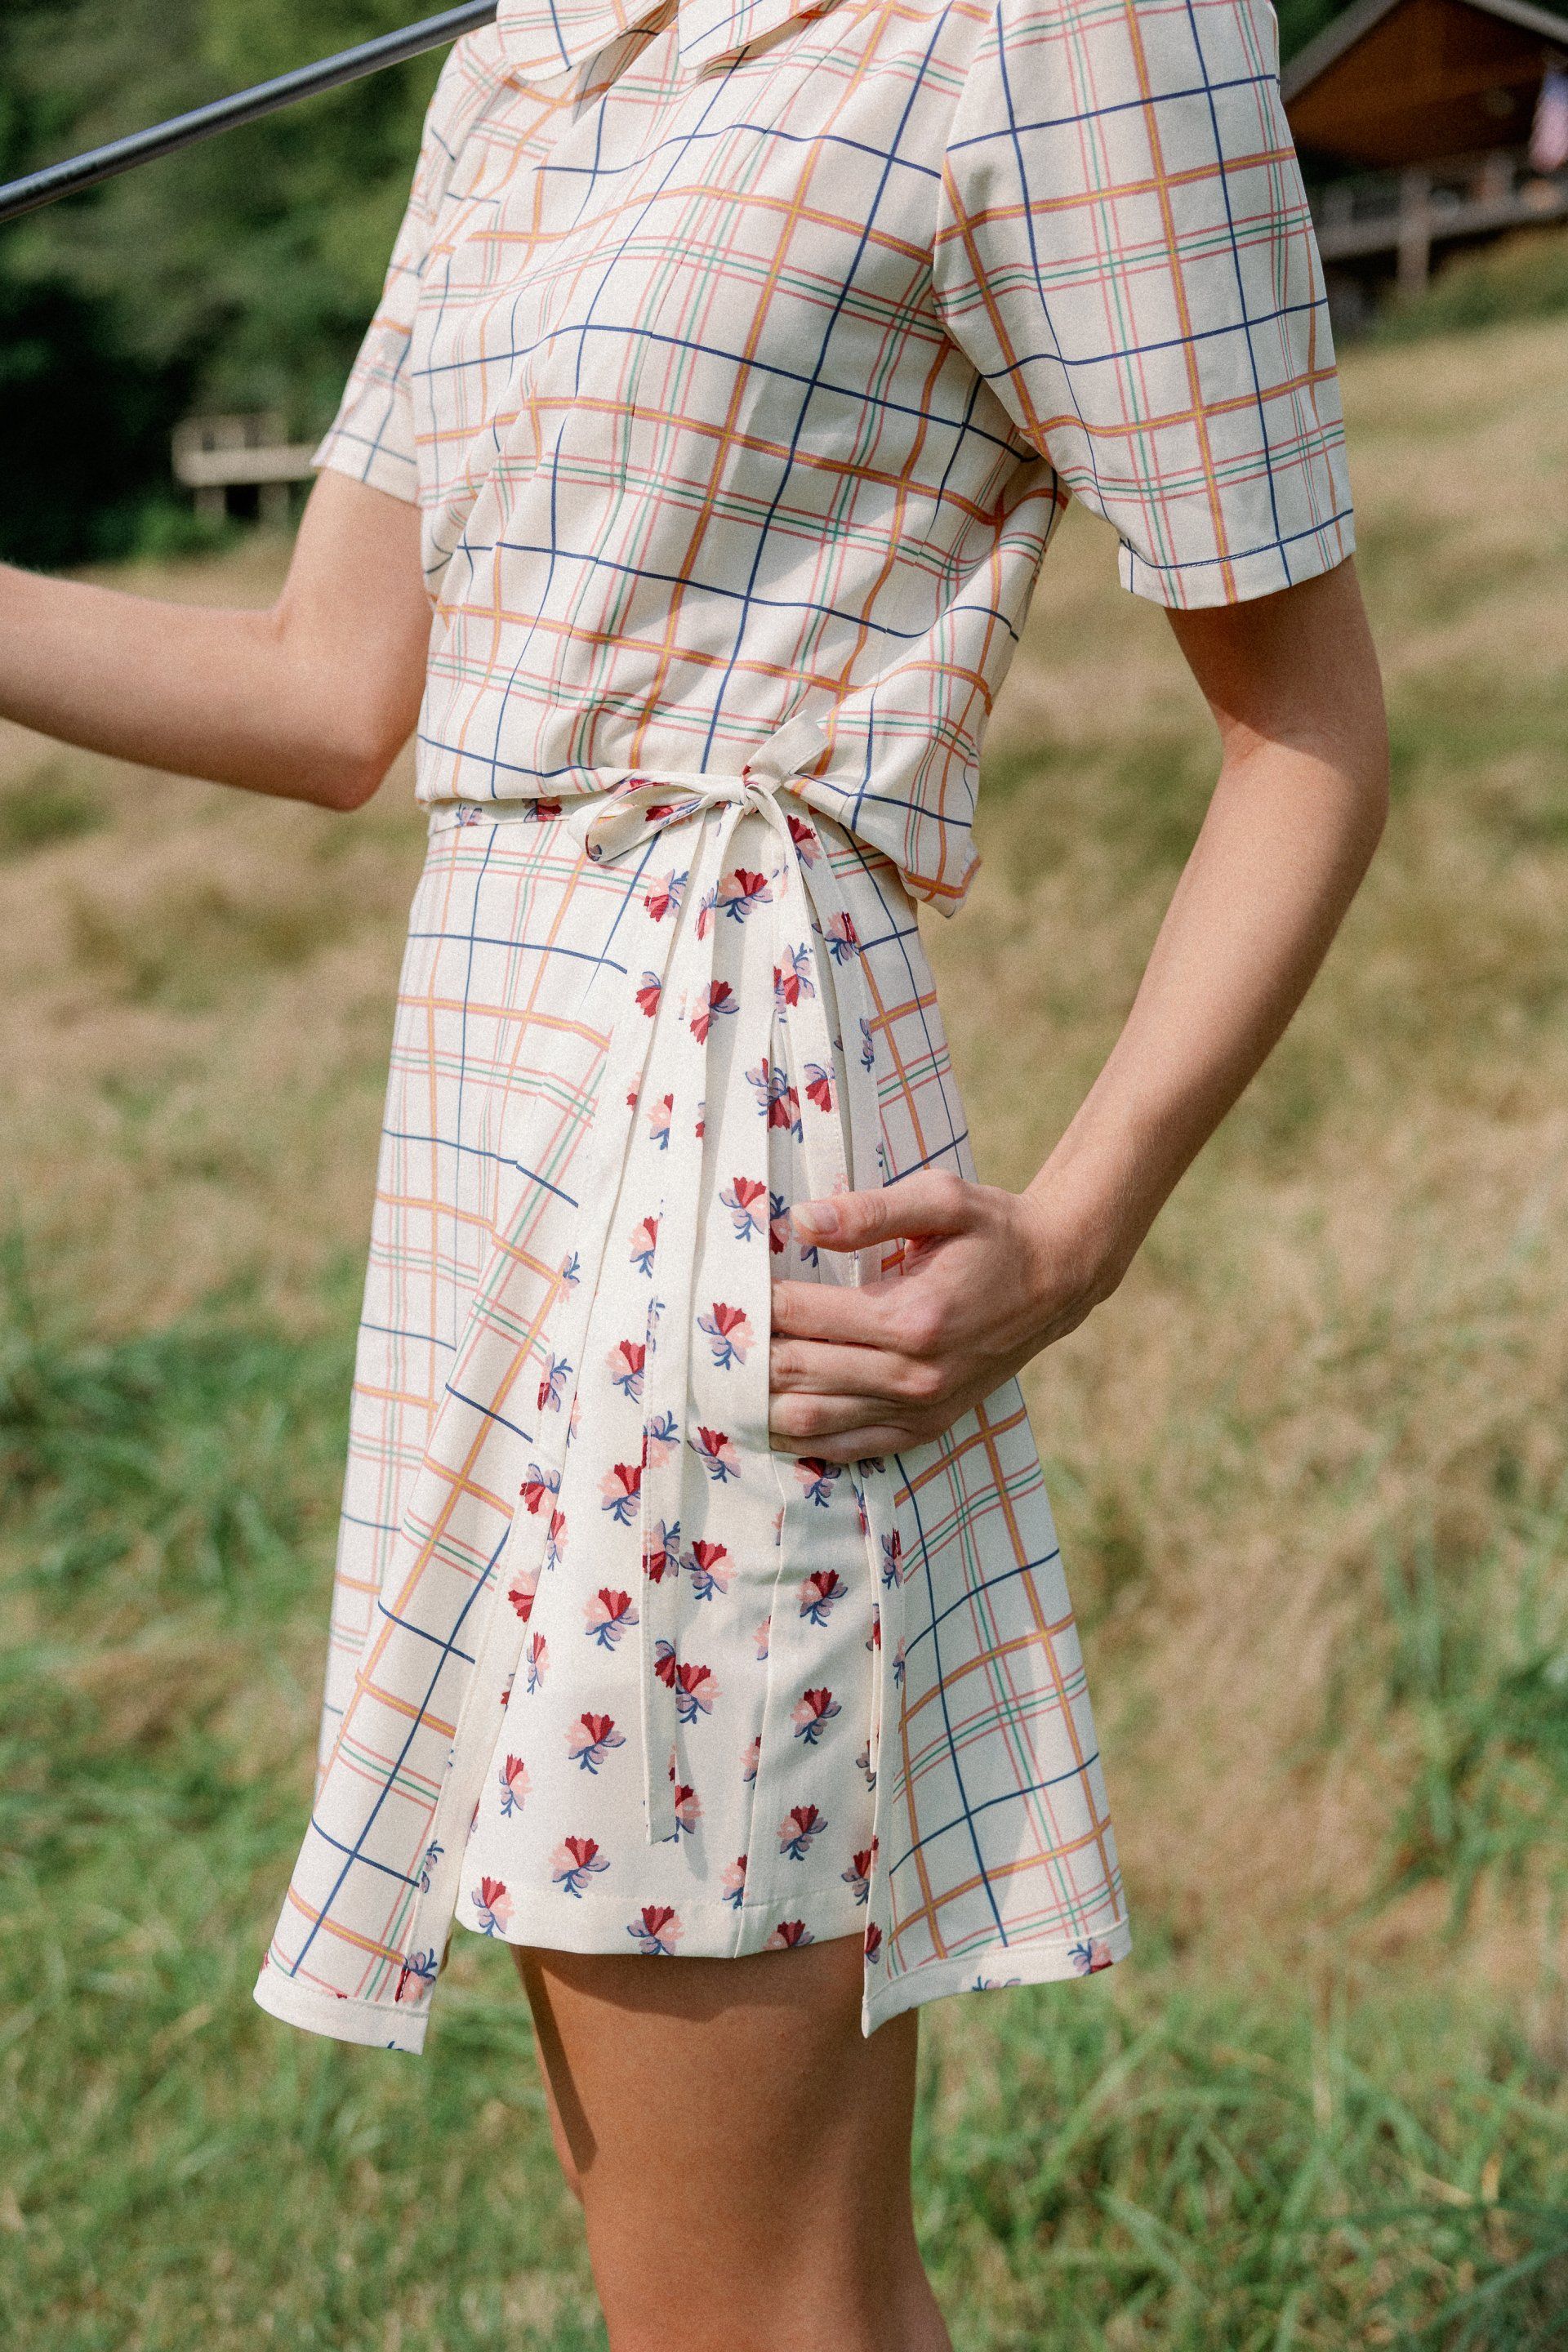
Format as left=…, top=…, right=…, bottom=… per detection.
left=497, top=0, right=844, bottom=87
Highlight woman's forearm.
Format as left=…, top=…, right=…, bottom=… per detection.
left=768, top=559, right=1391, bottom=1463
left=0, top=470, right=431, bottom=809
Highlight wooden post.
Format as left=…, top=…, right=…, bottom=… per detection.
left=1396, top=165, right=1432, bottom=296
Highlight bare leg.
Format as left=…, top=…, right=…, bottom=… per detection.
left=507, top=1932, right=952, bottom=2352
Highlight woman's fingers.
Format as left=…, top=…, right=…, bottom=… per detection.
left=768, top=1335, right=940, bottom=1403
left=769, top=1416, right=919, bottom=1463
left=769, top=1388, right=919, bottom=1446
left=770, top=1275, right=911, bottom=1348
left=791, top=1168, right=977, bottom=1253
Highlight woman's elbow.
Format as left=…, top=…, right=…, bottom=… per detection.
left=312, top=744, right=395, bottom=812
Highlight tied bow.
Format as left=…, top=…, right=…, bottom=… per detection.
left=562, top=721, right=886, bottom=1842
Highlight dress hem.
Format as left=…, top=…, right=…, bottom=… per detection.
left=862, top=1914, right=1134, bottom=2037
left=252, top=1962, right=431, bottom=2054
left=250, top=1911, right=1134, bottom=2056
left=451, top=1869, right=871, bottom=1958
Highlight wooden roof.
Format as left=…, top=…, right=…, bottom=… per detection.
left=1282, top=0, right=1568, bottom=166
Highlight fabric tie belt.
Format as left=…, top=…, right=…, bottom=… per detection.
left=443, top=715, right=891, bottom=1847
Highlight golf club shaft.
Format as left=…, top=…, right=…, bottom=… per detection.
left=0, top=2, right=499, bottom=227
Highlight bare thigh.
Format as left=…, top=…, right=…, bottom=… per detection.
left=507, top=1932, right=952, bottom=2352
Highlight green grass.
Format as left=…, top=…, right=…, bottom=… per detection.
left=4, top=309, right=1568, bottom=2345
left=0, top=766, right=107, bottom=858
left=1370, top=229, right=1568, bottom=346
left=2, top=1223, right=1566, bottom=2347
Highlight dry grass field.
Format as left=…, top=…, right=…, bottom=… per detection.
left=2, top=311, right=1567, bottom=2348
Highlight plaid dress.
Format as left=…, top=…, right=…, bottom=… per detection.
left=252, top=0, right=1354, bottom=2052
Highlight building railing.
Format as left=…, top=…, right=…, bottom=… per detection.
left=1308, top=149, right=1568, bottom=292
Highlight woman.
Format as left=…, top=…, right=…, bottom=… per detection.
left=2, top=0, right=1386, bottom=2341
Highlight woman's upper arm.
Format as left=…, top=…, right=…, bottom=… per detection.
left=1162, top=556, right=1387, bottom=786
left=269, top=468, right=432, bottom=790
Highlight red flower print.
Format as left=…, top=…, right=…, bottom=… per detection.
left=746, top=1058, right=803, bottom=1137
left=720, top=1174, right=768, bottom=1239
left=842, top=1843, right=875, bottom=1903
left=507, top=1565, right=540, bottom=1621
left=794, top=1457, right=840, bottom=1507
left=786, top=813, right=818, bottom=862
left=653, top=1641, right=719, bottom=1722
left=635, top=970, right=662, bottom=1017
left=791, top=1686, right=840, bottom=1744
left=545, top=1507, right=568, bottom=1568
left=630, top=1214, right=659, bottom=1273
left=647, top=1093, right=674, bottom=1149
left=599, top=1461, right=643, bottom=1524
left=644, top=870, right=687, bottom=922
left=778, top=1804, right=826, bottom=1860
left=675, top=1661, right=719, bottom=1721
left=551, top=1838, right=610, bottom=1897
left=526, top=1633, right=549, bottom=1692
left=692, top=1426, right=739, bottom=1482
left=880, top=1530, right=903, bottom=1585
left=1070, top=1938, right=1116, bottom=1975
left=799, top=1569, right=848, bottom=1625
left=864, top=1922, right=883, bottom=1963
left=394, top=1947, right=438, bottom=2001
left=473, top=1876, right=513, bottom=1934
left=584, top=1587, right=639, bottom=1649
left=690, top=979, right=736, bottom=1042
left=697, top=1299, right=751, bottom=1369
left=519, top=1463, right=556, bottom=1515
left=644, top=1519, right=680, bottom=1583
left=686, top=1539, right=732, bottom=1600
left=498, top=1754, right=530, bottom=1816
left=773, top=942, right=815, bottom=1009
left=715, top=866, right=773, bottom=922
left=669, top=1782, right=702, bottom=1837
left=824, top=910, right=859, bottom=962
left=721, top=1855, right=747, bottom=1908
left=537, top=1352, right=571, bottom=1412
left=606, top=1338, right=647, bottom=1399
left=765, top=1919, right=814, bottom=1949
left=567, top=1713, right=626, bottom=1774
left=627, top=1904, right=683, bottom=1955
left=642, top=1410, right=679, bottom=1467
left=804, top=1062, right=835, bottom=1113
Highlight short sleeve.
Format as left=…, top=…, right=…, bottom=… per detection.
left=310, top=45, right=475, bottom=504
left=931, top=0, right=1356, bottom=608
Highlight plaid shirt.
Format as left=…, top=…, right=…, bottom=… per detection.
left=314, top=0, right=1353, bottom=914
left=253, top=0, right=1354, bottom=2052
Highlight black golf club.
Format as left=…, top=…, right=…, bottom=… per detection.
left=0, top=1, right=499, bottom=227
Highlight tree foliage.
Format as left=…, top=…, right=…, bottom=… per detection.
left=0, top=0, right=443, bottom=564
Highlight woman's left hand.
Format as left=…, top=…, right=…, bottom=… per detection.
left=768, top=1170, right=1119, bottom=1463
